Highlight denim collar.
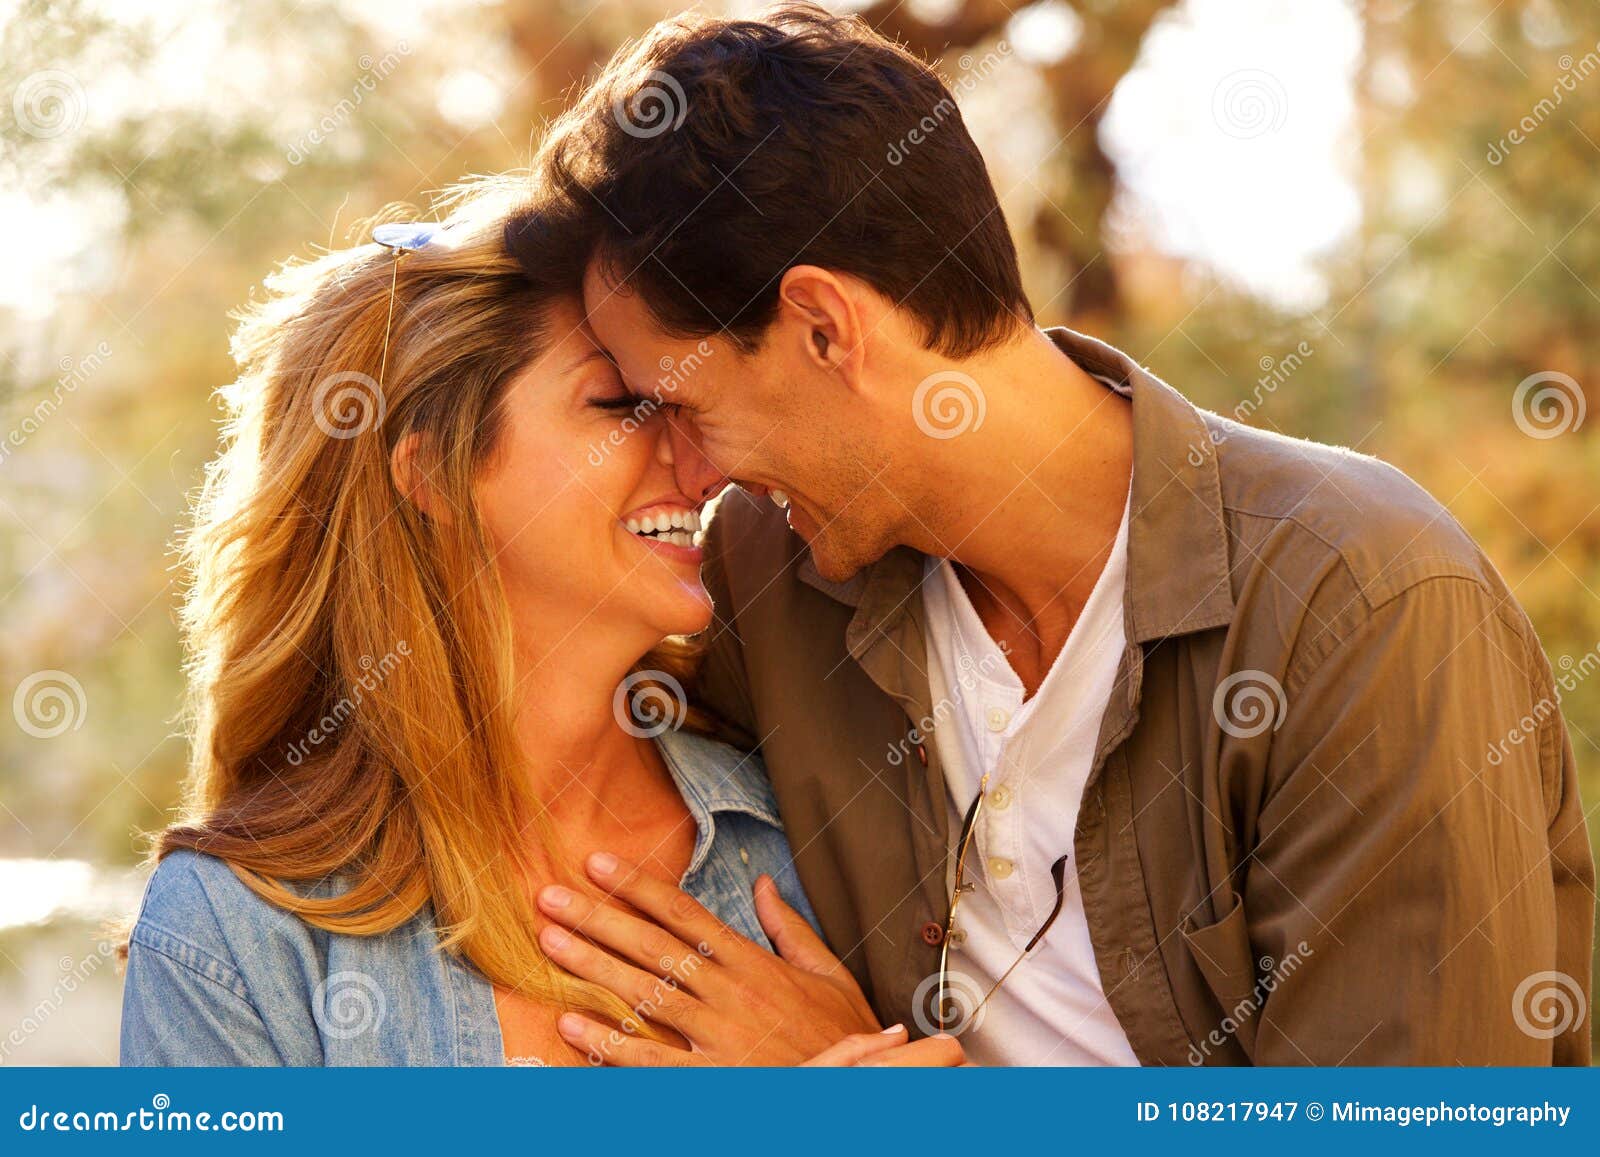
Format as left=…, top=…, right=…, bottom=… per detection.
left=653, top=727, right=783, bottom=877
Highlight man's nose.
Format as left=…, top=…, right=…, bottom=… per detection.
left=656, top=416, right=728, bottom=502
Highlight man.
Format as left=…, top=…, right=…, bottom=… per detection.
left=512, top=3, right=1593, bottom=1064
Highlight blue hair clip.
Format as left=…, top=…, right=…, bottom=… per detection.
left=366, top=223, right=453, bottom=398
left=372, top=222, right=452, bottom=252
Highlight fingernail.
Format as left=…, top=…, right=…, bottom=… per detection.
left=587, top=852, right=618, bottom=877
left=540, top=926, right=572, bottom=950
left=557, top=1013, right=586, bottom=1038
left=540, top=885, right=573, bottom=909
left=880, top=1024, right=906, bottom=1035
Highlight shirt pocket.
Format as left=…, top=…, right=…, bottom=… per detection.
left=1179, top=891, right=1260, bottom=1057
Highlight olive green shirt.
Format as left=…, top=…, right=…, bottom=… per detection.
left=697, top=326, right=1593, bottom=1065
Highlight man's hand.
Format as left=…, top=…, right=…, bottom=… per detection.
left=536, top=851, right=881, bottom=1065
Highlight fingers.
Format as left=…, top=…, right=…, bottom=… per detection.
left=556, top=1013, right=705, bottom=1068
left=581, top=852, right=754, bottom=963
left=801, top=1025, right=909, bottom=1067
left=753, top=874, right=839, bottom=974
left=856, top=1034, right=968, bottom=1068
left=537, top=881, right=711, bottom=990
left=537, top=924, right=708, bottom=1037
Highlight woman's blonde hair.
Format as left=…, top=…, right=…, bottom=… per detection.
left=155, top=173, right=702, bottom=1031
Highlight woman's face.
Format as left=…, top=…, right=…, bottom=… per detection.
left=473, top=297, right=712, bottom=651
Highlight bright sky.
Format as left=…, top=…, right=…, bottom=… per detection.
left=1100, top=0, right=1364, bottom=310
left=2, top=0, right=1366, bottom=318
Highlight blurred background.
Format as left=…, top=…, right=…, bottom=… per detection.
left=0, top=0, right=1595, bottom=1064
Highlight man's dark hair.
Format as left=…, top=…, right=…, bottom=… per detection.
left=509, top=2, right=1032, bottom=358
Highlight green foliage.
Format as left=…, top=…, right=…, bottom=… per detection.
left=0, top=0, right=1594, bottom=1052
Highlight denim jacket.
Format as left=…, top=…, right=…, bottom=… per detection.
left=120, top=729, right=818, bottom=1066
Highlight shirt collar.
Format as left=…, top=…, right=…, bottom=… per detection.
left=653, top=728, right=783, bottom=877
left=798, top=325, right=1235, bottom=647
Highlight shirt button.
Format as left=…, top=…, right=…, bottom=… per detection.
left=739, top=847, right=750, bottom=865
left=985, top=707, right=1009, bottom=732
left=920, top=921, right=945, bottom=946
left=948, top=928, right=967, bottom=948
left=989, top=784, right=1012, bottom=810
left=988, top=856, right=1014, bottom=880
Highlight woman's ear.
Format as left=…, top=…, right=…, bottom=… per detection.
left=390, top=431, right=452, bottom=524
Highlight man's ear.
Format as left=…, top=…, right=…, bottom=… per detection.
left=390, top=431, right=451, bottom=524
left=776, top=266, right=865, bottom=390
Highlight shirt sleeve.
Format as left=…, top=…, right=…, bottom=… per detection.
left=120, top=926, right=283, bottom=1066
left=1240, top=574, right=1593, bottom=1064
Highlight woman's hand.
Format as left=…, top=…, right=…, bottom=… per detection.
left=801, top=1026, right=968, bottom=1066
left=537, top=851, right=883, bottom=1065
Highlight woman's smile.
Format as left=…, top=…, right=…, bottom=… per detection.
left=619, top=500, right=705, bottom=564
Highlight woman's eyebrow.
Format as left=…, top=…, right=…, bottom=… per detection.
left=563, top=345, right=616, bottom=375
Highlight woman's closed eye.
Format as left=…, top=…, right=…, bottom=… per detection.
left=589, top=394, right=643, bottom=413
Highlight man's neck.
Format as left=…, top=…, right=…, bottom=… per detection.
left=910, top=327, right=1133, bottom=694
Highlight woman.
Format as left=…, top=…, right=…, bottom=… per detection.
left=118, top=176, right=899, bottom=1066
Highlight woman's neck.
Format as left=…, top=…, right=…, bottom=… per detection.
left=505, top=633, right=690, bottom=869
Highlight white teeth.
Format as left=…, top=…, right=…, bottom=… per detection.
left=770, top=489, right=790, bottom=509
left=624, top=509, right=703, bottom=544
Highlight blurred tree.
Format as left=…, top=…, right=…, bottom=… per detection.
left=858, top=0, right=1179, bottom=329
left=0, top=0, right=1595, bottom=1057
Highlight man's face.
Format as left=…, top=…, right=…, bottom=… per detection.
left=581, top=261, right=900, bottom=581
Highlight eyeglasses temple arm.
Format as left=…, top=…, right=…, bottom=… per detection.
left=1024, top=853, right=1071, bottom=953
